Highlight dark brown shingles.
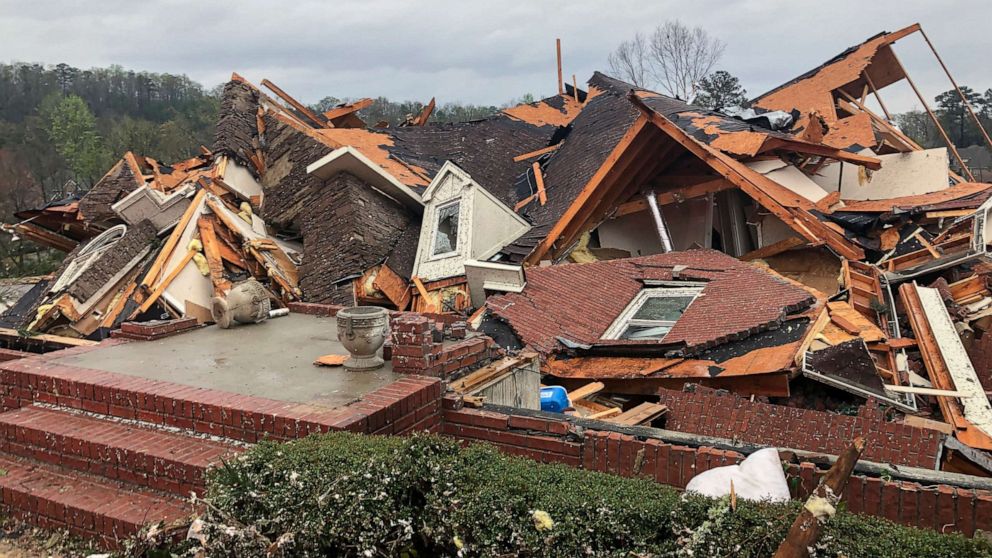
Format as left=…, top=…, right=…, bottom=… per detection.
left=383, top=221, right=422, bottom=281
left=385, top=115, right=557, bottom=208
left=213, top=79, right=261, bottom=167
left=66, top=219, right=158, bottom=302
left=486, top=250, right=814, bottom=356
left=497, top=74, right=642, bottom=262
left=257, top=114, right=334, bottom=228
left=77, top=159, right=139, bottom=223
left=298, top=172, right=413, bottom=304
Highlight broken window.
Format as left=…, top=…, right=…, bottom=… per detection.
left=603, top=286, right=703, bottom=341
left=432, top=200, right=460, bottom=256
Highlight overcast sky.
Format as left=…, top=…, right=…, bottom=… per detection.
left=1, top=0, right=990, bottom=113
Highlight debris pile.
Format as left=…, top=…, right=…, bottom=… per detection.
left=5, top=24, right=992, bottom=480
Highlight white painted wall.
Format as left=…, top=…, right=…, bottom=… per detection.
left=222, top=160, right=263, bottom=200
left=811, top=148, right=949, bottom=200
left=598, top=197, right=711, bottom=256
left=412, top=162, right=530, bottom=282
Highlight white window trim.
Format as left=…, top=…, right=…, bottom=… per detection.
left=601, top=286, right=703, bottom=341
left=429, top=197, right=462, bottom=260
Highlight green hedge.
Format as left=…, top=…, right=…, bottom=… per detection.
left=177, top=433, right=991, bottom=557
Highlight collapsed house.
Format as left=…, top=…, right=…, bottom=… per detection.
left=2, top=23, right=992, bottom=504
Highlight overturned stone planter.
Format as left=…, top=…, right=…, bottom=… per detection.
left=336, top=306, right=389, bottom=370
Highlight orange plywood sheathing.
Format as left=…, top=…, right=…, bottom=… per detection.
left=503, top=96, right=584, bottom=127
left=533, top=162, right=547, bottom=206
left=754, top=24, right=921, bottom=120
left=373, top=264, right=412, bottom=311
left=409, top=98, right=436, bottom=127
left=321, top=98, right=374, bottom=129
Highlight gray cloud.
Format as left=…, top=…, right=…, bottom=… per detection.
left=1, top=0, right=989, bottom=112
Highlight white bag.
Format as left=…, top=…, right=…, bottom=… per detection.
left=685, top=447, right=791, bottom=503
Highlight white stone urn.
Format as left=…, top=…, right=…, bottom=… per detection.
left=336, top=306, right=389, bottom=370
left=211, top=279, right=271, bottom=329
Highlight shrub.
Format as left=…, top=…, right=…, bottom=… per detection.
left=180, top=432, right=992, bottom=558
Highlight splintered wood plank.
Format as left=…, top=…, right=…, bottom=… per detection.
left=197, top=216, right=232, bottom=296
left=827, top=301, right=886, bottom=342
left=606, top=402, right=667, bottom=426
left=740, top=237, right=806, bottom=261
left=566, top=382, right=605, bottom=402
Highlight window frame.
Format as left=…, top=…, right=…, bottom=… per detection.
left=601, top=285, right=704, bottom=341
left=429, top=198, right=462, bottom=259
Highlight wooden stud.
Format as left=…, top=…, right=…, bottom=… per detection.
left=197, top=216, right=233, bottom=296
left=556, top=39, right=564, bottom=95
left=136, top=249, right=196, bottom=316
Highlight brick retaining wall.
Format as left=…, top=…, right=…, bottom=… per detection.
left=440, top=395, right=992, bottom=537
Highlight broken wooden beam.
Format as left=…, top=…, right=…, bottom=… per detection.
left=772, top=437, right=867, bottom=558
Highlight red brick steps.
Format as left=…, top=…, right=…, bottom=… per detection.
left=0, top=349, right=443, bottom=548
left=0, top=405, right=241, bottom=497
left=0, top=455, right=189, bottom=547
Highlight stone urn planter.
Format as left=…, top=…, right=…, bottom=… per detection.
left=212, top=279, right=271, bottom=329
left=336, top=306, right=389, bottom=370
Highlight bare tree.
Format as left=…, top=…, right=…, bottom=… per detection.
left=607, top=33, right=650, bottom=88
left=607, top=20, right=725, bottom=101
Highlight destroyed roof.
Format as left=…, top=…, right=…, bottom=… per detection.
left=752, top=25, right=919, bottom=118
left=499, top=73, right=642, bottom=261
left=502, top=91, right=588, bottom=128
left=77, top=152, right=213, bottom=224
left=486, top=249, right=815, bottom=356
left=213, top=75, right=262, bottom=167
left=500, top=72, right=876, bottom=264
left=385, top=115, right=558, bottom=207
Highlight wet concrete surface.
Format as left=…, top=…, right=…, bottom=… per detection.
left=54, top=313, right=398, bottom=408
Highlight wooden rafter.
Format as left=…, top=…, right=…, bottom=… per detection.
left=512, top=143, right=561, bottom=162
left=614, top=178, right=732, bottom=218
left=526, top=115, right=649, bottom=264
left=261, top=79, right=326, bottom=128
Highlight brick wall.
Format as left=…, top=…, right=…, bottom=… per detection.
left=438, top=396, right=992, bottom=537
left=657, top=386, right=943, bottom=469
left=112, top=318, right=200, bottom=341
left=391, top=314, right=496, bottom=377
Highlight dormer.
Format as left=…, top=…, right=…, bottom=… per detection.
left=412, top=162, right=530, bottom=282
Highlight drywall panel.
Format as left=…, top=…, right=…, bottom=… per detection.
left=598, top=197, right=710, bottom=256
left=221, top=161, right=263, bottom=200
left=161, top=197, right=213, bottom=315
left=811, top=148, right=949, bottom=200
left=747, top=160, right=830, bottom=203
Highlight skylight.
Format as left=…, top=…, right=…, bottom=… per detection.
left=602, top=286, right=703, bottom=341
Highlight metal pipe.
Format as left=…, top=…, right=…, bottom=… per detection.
left=645, top=191, right=674, bottom=252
